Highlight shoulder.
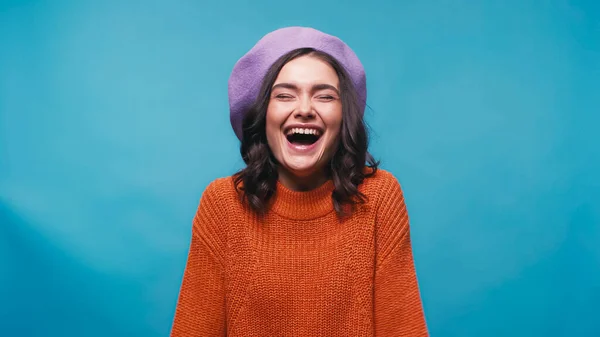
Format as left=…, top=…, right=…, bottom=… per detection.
left=359, top=168, right=405, bottom=205
left=201, top=175, right=238, bottom=202
left=190, top=176, right=238, bottom=258
left=362, top=169, right=412, bottom=264
left=193, top=175, right=238, bottom=226
left=360, top=167, right=409, bottom=229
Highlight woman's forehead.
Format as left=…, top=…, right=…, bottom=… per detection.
left=274, top=56, right=339, bottom=88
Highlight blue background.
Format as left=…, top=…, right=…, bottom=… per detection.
left=1, top=0, right=598, bottom=336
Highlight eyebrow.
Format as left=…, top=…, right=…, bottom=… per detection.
left=272, top=83, right=340, bottom=95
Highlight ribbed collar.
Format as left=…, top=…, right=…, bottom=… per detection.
left=269, top=179, right=335, bottom=220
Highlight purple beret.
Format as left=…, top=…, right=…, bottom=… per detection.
left=228, top=26, right=367, bottom=140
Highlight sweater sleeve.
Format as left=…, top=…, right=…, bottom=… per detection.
left=374, top=176, right=428, bottom=336
left=171, top=182, right=227, bottom=337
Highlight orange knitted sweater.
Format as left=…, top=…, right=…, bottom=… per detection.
left=171, top=169, right=428, bottom=336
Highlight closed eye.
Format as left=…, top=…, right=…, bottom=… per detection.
left=317, top=95, right=336, bottom=101
left=275, top=94, right=294, bottom=100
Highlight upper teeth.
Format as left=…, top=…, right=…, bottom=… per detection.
left=287, top=128, right=321, bottom=136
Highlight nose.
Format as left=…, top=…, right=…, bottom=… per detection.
left=294, top=95, right=315, bottom=119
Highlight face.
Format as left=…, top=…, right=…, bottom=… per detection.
left=266, top=55, right=343, bottom=187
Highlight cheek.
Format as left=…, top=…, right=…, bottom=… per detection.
left=324, top=107, right=343, bottom=142
left=265, top=106, right=284, bottom=145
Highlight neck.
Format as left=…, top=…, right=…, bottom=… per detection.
left=270, top=175, right=335, bottom=220
left=277, top=167, right=328, bottom=191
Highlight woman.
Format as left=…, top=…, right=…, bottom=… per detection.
left=171, top=26, right=428, bottom=336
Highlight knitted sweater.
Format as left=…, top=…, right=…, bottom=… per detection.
left=170, top=169, right=428, bottom=336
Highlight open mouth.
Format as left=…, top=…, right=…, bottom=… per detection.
left=285, top=127, right=322, bottom=146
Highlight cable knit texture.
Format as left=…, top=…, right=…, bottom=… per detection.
left=171, top=169, right=428, bottom=336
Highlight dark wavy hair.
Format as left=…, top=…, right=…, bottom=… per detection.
left=233, top=48, right=379, bottom=216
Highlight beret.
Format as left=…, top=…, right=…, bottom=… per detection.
left=228, top=26, right=367, bottom=140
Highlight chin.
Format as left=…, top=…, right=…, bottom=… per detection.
left=271, top=131, right=333, bottom=179
left=281, top=158, right=322, bottom=177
